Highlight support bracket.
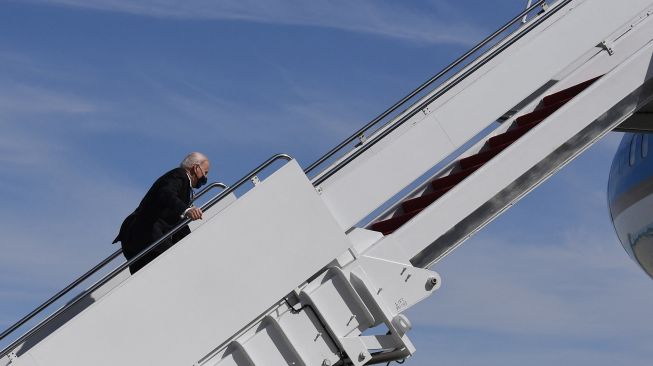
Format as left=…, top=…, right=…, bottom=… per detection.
left=335, top=255, right=441, bottom=364
left=600, top=40, right=615, bottom=55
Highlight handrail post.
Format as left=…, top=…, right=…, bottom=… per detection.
left=522, top=0, right=534, bottom=24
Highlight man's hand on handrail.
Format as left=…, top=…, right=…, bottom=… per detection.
left=185, top=207, right=203, bottom=220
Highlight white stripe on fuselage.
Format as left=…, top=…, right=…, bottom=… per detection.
left=613, top=191, right=653, bottom=260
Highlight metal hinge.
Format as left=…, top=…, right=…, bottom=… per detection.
left=522, top=1, right=548, bottom=24
left=4, top=351, right=17, bottom=363
left=354, top=134, right=367, bottom=148
left=599, top=40, right=615, bottom=55
left=541, top=1, right=549, bottom=11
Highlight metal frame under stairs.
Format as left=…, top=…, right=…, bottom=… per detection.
left=198, top=255, right=440, bottom=366
left=5, top=1, right=653, bottom=365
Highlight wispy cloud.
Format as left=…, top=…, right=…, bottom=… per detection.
left=24, top=0, right=485, bottom=45
left=410, top=235, right=653, bottom=337
left=0, top=127, right=141, bottom=280
left=0, top=134, right=64, bottom=168
left=122, top=74, right=368, bottom=153
left=0, top=82, right=97, bottom=115
left=0, top=54, right=141, bottom=311
left=408, top=328, right=653, bottom=366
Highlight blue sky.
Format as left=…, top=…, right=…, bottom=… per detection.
left=1, top=1, right=652, bottom=365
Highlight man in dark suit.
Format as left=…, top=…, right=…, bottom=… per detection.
left=113, top=152, right=210, bottom=274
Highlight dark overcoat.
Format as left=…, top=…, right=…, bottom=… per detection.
left=113, top=167, right=192, bottom=273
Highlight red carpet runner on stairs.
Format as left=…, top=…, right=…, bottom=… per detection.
left=369, top=76, right=601, bottom=235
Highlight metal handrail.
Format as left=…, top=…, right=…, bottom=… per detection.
left=304, top=0, right=550, bottom=177
left=193, top=182, right=228, bottom=203
left=0, top=155, right=292, bottom=357
left=0, top=249, right=123, bottom=344
left=523, top=0, right=535, bottom=24
left=311, top=0, right=569, bottom=187
left=304, top=0, right=549, bottom=176
left=0, top=182, right=228, bottom=346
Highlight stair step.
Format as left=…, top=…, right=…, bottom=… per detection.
left=374, top=163, right=488, bottom=234
left=402, top=185, right=454, bottom=213
left=488, top=120, right=540, bottom=148
left=514, top=97, right=570, bottom=126
left=431, top=163, right=483, bottom=190
left=458, top=142, right=511, bottom=170
left=540, top=75, right=601, bottom=107
left=370, top=209, right=422, bottom=235
left=273, top=310, right=339, bottom=366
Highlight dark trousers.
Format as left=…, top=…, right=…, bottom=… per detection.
left=119, top=219, right=190, bottom=274
left=120, top=220, right=175, bottom=274
left=121, top=237, right=174, bottom=274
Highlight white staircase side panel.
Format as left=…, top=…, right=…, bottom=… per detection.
left=189, top=192, right=238, bottom=232
left=10, top=269, right=131, bottom=357
left=18, top=161, right=352, bottom=366
left=392, top=39, right=653, bottom=266
left=5, top=354, right=37, bottom=366
left=271, top=311, right=339, bottom=366
left=319, top=119, right=456, bottom=230
left=434, top=0, right=652, bottom=143
left=212, top=350, right=252, bottom=366
left=238, top=325, right=296, bottom=366
left=9, top=195, right=236, bottom=358
left=317, top=0, right=653, bottom=231
left=11, top=191, right=237, bottom=357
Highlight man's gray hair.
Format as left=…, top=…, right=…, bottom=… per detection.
left=180, top=152, right=208, bottom=169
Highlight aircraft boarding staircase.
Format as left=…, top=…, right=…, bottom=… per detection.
left=4, top=0, right=653, bottom=365
left=369, top=76, right=602, bottom=236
